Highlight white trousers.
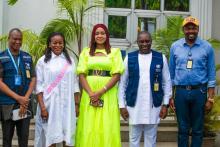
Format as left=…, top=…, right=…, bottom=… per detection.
left=129, top=124, right=158, bottom=147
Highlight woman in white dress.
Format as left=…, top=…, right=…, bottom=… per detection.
left=35, top=32, right=80, bottom=147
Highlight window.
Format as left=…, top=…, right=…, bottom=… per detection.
left=165, top=0, right=189, bottom=11
left=108, top=16, right=127, bottom=38
left=138, top=18, right=156, bottom=34
left=105, top=0, right=131, bottom=8
left=135, top=0, right=160, bottom=10
left=104, top=0, right=190, bottom=48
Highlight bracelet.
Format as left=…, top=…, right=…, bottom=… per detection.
left=103, top=86, right=107, bottom=92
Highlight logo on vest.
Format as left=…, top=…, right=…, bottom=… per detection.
left=25, top=63, right=31, bottom=70
left=155, top=64, right=161, bottom=72
left=23, top=56, right=31, bottom=59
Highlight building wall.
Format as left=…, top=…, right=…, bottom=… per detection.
left=0, top=0, right=216, bottom=45
left=2, top=0, right=57, bottom=34
left=212, top=0, right=220, bottom=40
left=1, top=0, right=103, bottom=48
left=212, top=0, right=220, bottom=80
left=190, top=0, right=212, bottom=40
left=0, top=0, right=3, bottom=34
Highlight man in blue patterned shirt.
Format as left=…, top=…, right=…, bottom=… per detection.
left=169, top=16, right=216, bottom=147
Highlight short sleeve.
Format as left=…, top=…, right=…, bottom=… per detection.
left=110, top=48, right=125, bottom=75
left=77, top=47, right=89, bottom=75
left=71, top=58, right=80, bottom=93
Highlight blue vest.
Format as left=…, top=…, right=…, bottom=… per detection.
left=120, top=50, right=126, bottom=60
left=125, top=50, right=164, bottom=107
left=0, top=50, right=32, bottom=105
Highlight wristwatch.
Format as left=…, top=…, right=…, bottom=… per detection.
left=162, top=104, right=169, bottom=108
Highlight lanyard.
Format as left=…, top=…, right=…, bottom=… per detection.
left=7, top=48, right=20, bottom=74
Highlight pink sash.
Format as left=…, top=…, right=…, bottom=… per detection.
left=45, top=62, right=70, bottom=96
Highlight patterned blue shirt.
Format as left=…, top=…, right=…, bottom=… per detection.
left=169, top=37, right=216, bottom=87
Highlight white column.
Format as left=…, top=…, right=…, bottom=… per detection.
left=212, top=0, right=220, bottom=40
left=0, top=0, right=3, bottom=35
left=191, top=0, right=212, bottom=39
left=83, top=0, right=104, bottom=47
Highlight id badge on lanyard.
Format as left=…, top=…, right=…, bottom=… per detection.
left=15, top=75, right=22, bottom=86
left=26, top=70, right=30, bottom=78
left=7, top=49, right=22, bottom=86
left=186, top=59, right=193, bottom=69
left=25, top=63, right=31, bottom=79
left=187, top=50, right=193, bottom=69
left=154, top=82, right=159, bottom=92
left=154, top=65, right=161, bottom=92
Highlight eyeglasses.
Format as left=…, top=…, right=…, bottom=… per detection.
left=138, top=40, right=151, bottom=44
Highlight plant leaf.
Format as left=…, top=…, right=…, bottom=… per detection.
left=40, top=19, right=77, bottom=44
left=7, top=0, right=18, bottom=6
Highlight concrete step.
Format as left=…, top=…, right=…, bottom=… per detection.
left=0, top=122, right=178, bottom=142
left=121, top=137, right=217, bottom=147
left=120, top=125, right=178, bottom=142
left=120, top=116, right=178, bottom=142
left=0, top=140, right=177, bottom=147
left=0, top=118, right=179, bottom=146
left=0, top=140, right=215, bottom=147
left=0, top=139, right=34, bottom=147
left=120, top=119, right=177, bottom=127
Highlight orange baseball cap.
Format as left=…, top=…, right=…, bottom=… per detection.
left=182, top=16, right=199, bottom=27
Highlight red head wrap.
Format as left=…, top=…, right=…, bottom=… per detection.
left=89, top=24, right=111, bottom=56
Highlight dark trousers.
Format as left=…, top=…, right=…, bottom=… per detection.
left=1, top=118, right=30, bottom=147
left=175, top=86, right=207, bottom=147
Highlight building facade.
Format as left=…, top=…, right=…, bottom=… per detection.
left=0, top=0, right=220, bottom=49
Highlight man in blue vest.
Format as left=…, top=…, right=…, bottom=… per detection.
left=169, top=16, right=216, bottom=147
left=0, top=28, right=36, bottom=147
left=118, top=31, right=172, bottom=147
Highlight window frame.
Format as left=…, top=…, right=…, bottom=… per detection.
left=104, top=0, right=191, bottom=48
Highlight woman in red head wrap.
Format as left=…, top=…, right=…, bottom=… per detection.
left=75, top=24, right=124, bottom=147
left=89, top=24, right=111, bottom=55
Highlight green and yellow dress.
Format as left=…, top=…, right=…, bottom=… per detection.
left=75, top=47, right=124, bottom=147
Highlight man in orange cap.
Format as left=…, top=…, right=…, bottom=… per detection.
left=169, top=16, right=216, bottom=147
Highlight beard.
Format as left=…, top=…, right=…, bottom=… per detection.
left=139, top=47, right=151, bottom=54
left=187, top=33, right=197, bottom=42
